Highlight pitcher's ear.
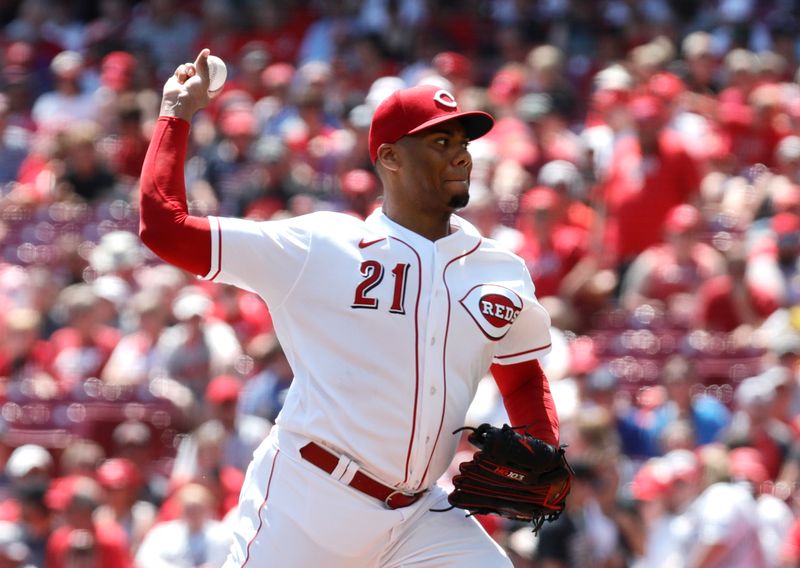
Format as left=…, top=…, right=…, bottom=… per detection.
left=377, top=144, right=400, bottom=172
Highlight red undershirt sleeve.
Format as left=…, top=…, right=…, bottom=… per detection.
left=490, top=359, right=559, bottom=446
left=139, top=116, right=211, bottom=276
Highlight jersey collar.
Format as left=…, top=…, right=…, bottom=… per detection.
left=366, top=208, right=482, bottom=255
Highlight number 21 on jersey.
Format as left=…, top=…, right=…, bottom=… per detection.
left=352, top=261, right=410, bottom=314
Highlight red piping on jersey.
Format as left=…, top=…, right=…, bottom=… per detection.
left=242, top=449, right=280, bottom=567
left=388, top=236, right=422, bottom=484
left=209, top=220, right=223, bottom=281
left=494, top=343, right=552, bottom=360
left=418, top=239, right=481, bottom=488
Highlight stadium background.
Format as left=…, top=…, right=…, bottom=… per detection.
left=1, top=0, right=800, bottom=566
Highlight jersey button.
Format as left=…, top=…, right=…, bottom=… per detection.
left=430, top=337, right=436, bottom=346
left=430, top=387, right=436, bottom=395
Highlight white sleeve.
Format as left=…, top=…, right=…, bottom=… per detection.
left=492, top=268, right=552, bottom=365
left=201, top=214, right=314, bottom=307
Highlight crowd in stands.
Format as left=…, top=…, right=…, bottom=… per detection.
left=2, top=0, right=800, bottom=566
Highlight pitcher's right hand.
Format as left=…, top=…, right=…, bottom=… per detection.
left=160, top=48, right=217, bottom=122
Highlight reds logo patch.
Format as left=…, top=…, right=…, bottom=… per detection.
left=459, top=284, right=523, bottom=340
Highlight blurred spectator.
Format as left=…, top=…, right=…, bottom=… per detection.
left=253, top=61, right=296, bottom=130
left=191, top=0, right=250, bottom=67
left=49, top=283, right=121, bottom=391
left=537, top=159, right=593, bottom=231
left=135, top=483, right=229, bottom=568
left=126, top=0, right=201, bottom=79
left=728, top=447, right=794, bottom=567
left=582, top=64, right=633, bottom=183
left=0, top=519, right=32, bottom=567
left=190, top=101, right=260, bottom=215
left=5, top=444, right=53, bottom=491
left=525, top=44, right=577, bottom=122
left=576, top=364, right=654, bottom=461
left=207, top=373, right=272, bottom=466
left=245, top=0, right=311, bottom=64
left=678, top=448, right=769, bottom=568
left=680, top=31, right=720, bottom=97
left=595, top=94, right=701, bottom=270
left=0, top=93, right=31, bottom=185
left=95, top=458, right=156, bottom=556
left=238, top=332, right=293, bottom=423
left=154, top=287, right=242, bottom=403
left=14, top=482, right=51, bottom=568
left=516, top=186, right=589, bottom=299
left=110, top=420, right=167, bottom=507
left=725, top=372, right=794, bottom=481
left=517, top=91, right=586, bottom=173
left=696, top=241, right=778, bottom=332
left=59, top=439, right=105, bottom=478
left=337, top=168, right=379, bottom=220
left=0, top=307, right=53, bottom=390
left=620, top=203, right=725, bottom=313
left=750, top=212, right=800, bottom=307
left=640, top=356, right=731, bottom=457
left=174, top=374, right=270, bottom=475
left=31, top=51, right=94, bottom=132
left=89, top=231, right=145, bottom=284
left=263, top=60, right=342, bottom=175
left=460, top=185, right=523, bottom=252
left=45, top=476, right=132, bottom=568
left=83, top=0, right=133, bottom=56
left=56, top=121, right=117, bottom=203
left=103, top=94, right=150, bottom=182
left=236, top=136, right=291, bottom=220
left=430, top=51, right=473, bottom=98
left=102, top=289, right=170, bottom=386
left=208, top=285, right=272, bottom=347
left=634, top=450, right=701, bottom=567
left=534, top=459, right=626, bottom=567
left=167, top=419, right=243, bottom=520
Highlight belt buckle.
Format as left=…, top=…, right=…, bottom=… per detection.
left=384, top=489, right=417, bottom=509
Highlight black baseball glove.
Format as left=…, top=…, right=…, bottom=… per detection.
left=440, top=423, right=572, bottom=533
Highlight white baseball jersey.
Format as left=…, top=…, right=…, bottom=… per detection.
left=202, top=208, right=551, bottom=493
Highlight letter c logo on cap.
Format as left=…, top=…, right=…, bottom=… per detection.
left=433, top=89, right=458, bottom=109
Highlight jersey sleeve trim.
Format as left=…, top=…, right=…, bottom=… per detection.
left=493, top=343, right=552, bottom=364
left=200, top=216, right=222, bottom=281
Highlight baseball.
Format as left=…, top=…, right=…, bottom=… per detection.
left=207, top=54, right=227, bottom=92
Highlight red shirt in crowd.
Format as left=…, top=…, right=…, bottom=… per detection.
left=696, top=274, right=779, bottom=332
left=46, top=522, right=132, bottom=568
left=518, top=224, right=589, bottom=298
left=598, top=130, right=701, bottom=262
left=48, top=326, right=121, bottom=389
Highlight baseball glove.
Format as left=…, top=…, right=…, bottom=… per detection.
left=440, top=423, right=572, bottom=533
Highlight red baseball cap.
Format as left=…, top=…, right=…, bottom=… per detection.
left=520, top=186, right=560, bottom=211
left=628, top=94, right=666, bottom=122
left=97, top=458, right=142, bottom=490
left=665, top=203, right=702, bottom=234
left=101, top=51, right=136, bottom=91
left=340, top=169, right=378, bottom=196
left=206, top=374, right=243, bottom=404
left=368, top=85, right=494, bottom=164
left=432, top=51, right=471, bottom=80
left=729, top=447, right=769, bottom=485
left=772, top=212, right=800, bottom=235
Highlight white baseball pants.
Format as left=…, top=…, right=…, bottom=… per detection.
left=223, top=427, right=512, bottom=567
